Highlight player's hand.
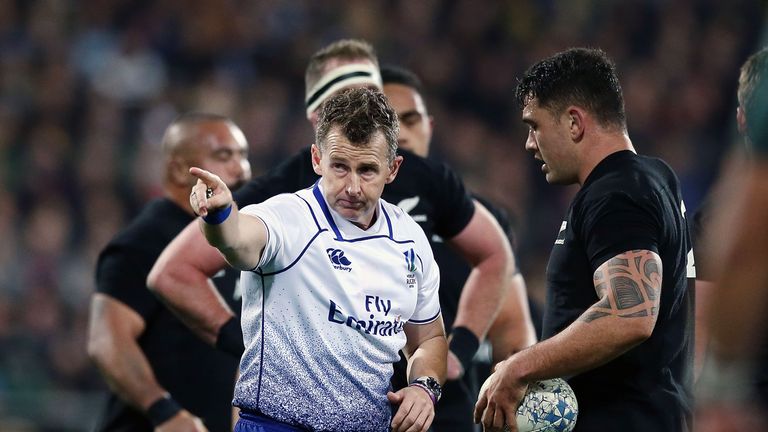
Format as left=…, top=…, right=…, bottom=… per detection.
left=388, top=386, right=435, bottom=432
left=446, top=350, right=464, bottom=380
left=155, top=409, right=208, bottom=432
left=189, top=167, right=232, bottom=217
left=474, top=358, right=527, bottom=432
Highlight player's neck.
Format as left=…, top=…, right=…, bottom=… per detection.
left=577, top=132, right=635, bottom=185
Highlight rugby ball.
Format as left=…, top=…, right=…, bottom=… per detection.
left=515, top=378, right=578, bottom=432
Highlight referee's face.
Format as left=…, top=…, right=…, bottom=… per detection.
left=312, top=126, right=402, bottom=230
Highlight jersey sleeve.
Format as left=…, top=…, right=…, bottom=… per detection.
left=430, top=161, right=476, bottom=239
left=408, top=225, right=442, bottom=324
left=240, top=195, right=306, bottom=272
left=95, top=246, right=160, bottom=319
left=578, top=192, right=661, bottom=272
left=690, top=201, right=712, bottom=281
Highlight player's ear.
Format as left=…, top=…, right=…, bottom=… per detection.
left=386, top=155, right=404, bottom=184
left=737, top=106, right=747, bottom=136
left=168, top=156, right=191, bottom=186
left=311, top=144, right=323, bottom=175
left=567, top=107, right=585, bottom=142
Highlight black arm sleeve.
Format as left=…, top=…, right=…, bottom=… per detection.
left=430, top=161, right=475, bottom=240
left=95, top=246, right=160, bottom=319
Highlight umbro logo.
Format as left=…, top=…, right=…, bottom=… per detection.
left=327, top=248, right=352, bottom=272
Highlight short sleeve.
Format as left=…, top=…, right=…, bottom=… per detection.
left=579, top=192, right=661, bottom=271
left=408, top=231, right=442, bottom=324
left=690, top=201, right=712, bottom=281
left=240, top=203, right=284, bottom=271
left=240, top=195, right=308, bottom=272
left=431, top=162, right=475, bottom=239
left=95, top=247, right=160, bottom=319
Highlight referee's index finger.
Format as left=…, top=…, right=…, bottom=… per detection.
left=189, top=167, right=217, bottom=185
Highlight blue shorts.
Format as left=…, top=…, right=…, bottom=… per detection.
left=235, top=410, right=309, bottom=432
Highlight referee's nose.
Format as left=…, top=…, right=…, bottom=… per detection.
left=346, top=174, right=362, bottom=197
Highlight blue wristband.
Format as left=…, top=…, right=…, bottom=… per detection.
left=202, top=204, right=232, bottom=225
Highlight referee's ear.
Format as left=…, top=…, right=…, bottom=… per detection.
left=311, top=143, right=323, bottom=176
left=385, top=155, right=404, bottom=184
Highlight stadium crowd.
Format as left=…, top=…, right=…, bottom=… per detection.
left=0, top=0, right=764, bottom=429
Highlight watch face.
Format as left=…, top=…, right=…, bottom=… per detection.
left=416, top=376, right=442, bottom=400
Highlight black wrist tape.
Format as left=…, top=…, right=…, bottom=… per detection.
left=216, top=316, right=245, bottom=356
left=146, top=395, right=182, bottom=427
left=449, top=326, right=480, bottom=372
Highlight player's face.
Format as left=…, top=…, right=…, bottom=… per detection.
left=193, top=122, right=251, bottom=191
left=383, top=83, right=433, bottom=157
left=522, top=99, right=578, bottom=184
left=312, top=126, right=402, bottom=230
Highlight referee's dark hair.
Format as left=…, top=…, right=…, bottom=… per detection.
left=516, top=47, right=627, bottom=131
left=315, top=87, right=399, bottom=164
left=381, top=65, right=424, bottom=94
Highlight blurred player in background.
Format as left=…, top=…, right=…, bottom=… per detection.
left=695, top=46, right=768, bottom=431
left=381, top=64, right=537, bottom=431
left=87, top=113, right=250, bottom=432
left=148, top=38, right=517, bottom=429
left=475, top=48, right=695, bottom=432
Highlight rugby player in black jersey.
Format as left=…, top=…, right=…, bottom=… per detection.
left=475, top=48, right=695, bottom=432
left=88, top=113, right=250, bottom=432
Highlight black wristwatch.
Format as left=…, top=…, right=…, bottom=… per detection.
left=410, top=376, right=442, bottom=404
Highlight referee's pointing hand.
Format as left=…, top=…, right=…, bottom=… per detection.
left=189, top=167, right=232, bottom=217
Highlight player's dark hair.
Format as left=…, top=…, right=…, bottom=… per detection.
left=381, top=65, right=424, bottom=94
left=315, top=88, right=399, bottom=164
left=515, top=48, right=627, bottom=130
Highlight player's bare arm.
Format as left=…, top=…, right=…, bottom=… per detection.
left=475, top=250, right=663, bottom=430
left=87, top=294, right=207, bottom=431
left=580, top=249, right=662, bottom=332
left=485, top=273, right=538, bottom=365
left=147, top=222, right=236, bottom=346
left=448, top=201, right=516, bottom=378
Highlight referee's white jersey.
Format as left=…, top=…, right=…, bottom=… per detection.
left=234, top=182, right=441, bottom=432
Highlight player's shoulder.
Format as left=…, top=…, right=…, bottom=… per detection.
left=108, top=198, right=189, bottom=249
left=397, top=149, right=460, bottom=183
left=381, top=198, right=430, bottom=242
left=583, top=152, right=675, bottom=199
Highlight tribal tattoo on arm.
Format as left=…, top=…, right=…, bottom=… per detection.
left=580, top=250, right=663, bottom=323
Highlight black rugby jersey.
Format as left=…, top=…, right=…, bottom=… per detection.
left=95, top=199, right=240, bottom=432
left=543, top=150, right=695, bottom=432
